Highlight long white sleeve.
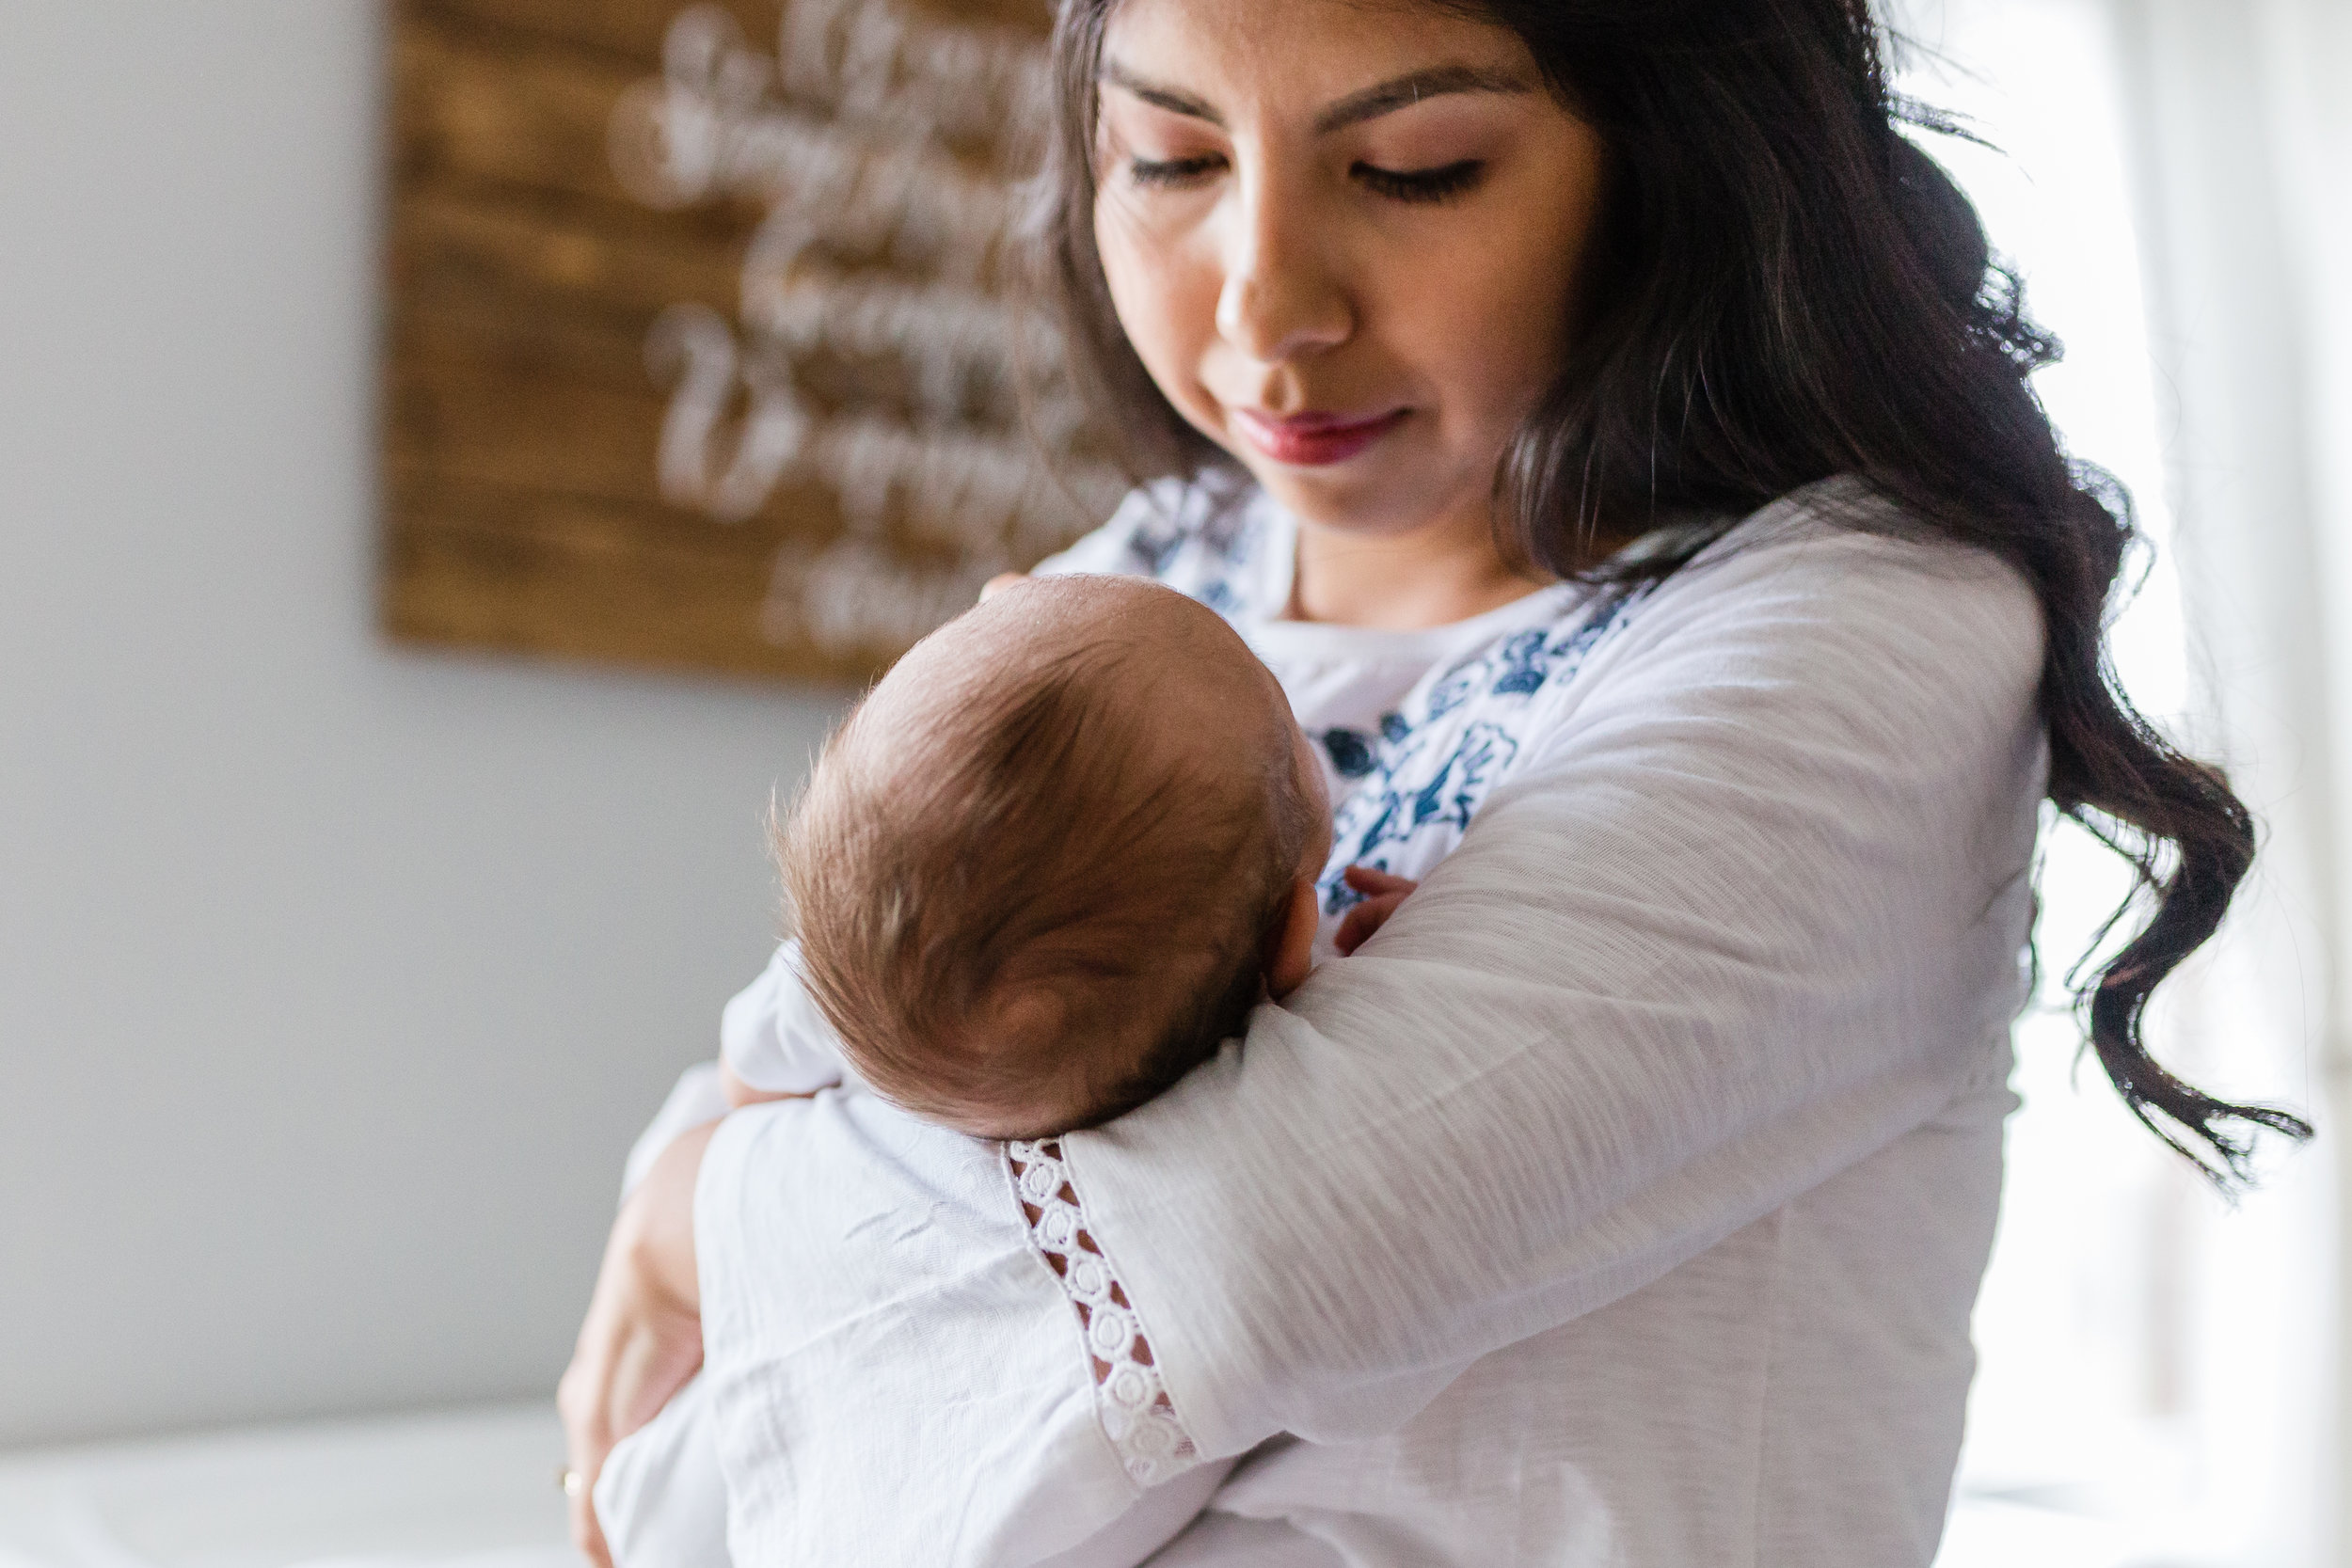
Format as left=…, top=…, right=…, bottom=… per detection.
left=1073, top=521, right=2044, bottom=1457
left=695, top=497, right=2048, bottom=1566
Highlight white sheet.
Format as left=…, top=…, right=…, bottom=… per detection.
left=0, top=1403, right=574, bottom=1568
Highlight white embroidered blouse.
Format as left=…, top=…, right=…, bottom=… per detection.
left=692, top=476, right=2048, bottom=1567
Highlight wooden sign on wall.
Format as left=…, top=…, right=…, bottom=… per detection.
left=383, top=0, right=1122, bottom=685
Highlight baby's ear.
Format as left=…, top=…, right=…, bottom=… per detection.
left=1264, top=878, right=1320, bottom=1000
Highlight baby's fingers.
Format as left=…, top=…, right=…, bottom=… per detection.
left=1342, top=864, right=1416, bottom=896
left=1334, top=891, right=1410, bottom=957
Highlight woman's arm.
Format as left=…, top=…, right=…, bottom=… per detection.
left=1067, top=525, right=2046, bottom=1458
left=644, top=519, right=2046, bottom=1560
left=559, top=1120, right=710, bottom=1567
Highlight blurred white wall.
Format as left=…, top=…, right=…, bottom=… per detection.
left=0, top=3, right=844, bottom=1448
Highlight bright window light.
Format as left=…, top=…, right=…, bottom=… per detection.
left=1888, top=4, right=2245, bottom=1565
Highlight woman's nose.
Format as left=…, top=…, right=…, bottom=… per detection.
left=1215, top=177, right=1353, bottom=366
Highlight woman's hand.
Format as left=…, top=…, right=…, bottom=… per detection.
left=1333, top=865, right=1419, bottom=956
left=558, top=1118, right=715, bottom=1568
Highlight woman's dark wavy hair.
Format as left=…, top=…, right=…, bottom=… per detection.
left=1031, top=0, right=2311, bottom=1185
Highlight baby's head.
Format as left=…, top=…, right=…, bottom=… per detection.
left=781, top=576, right=1329, bottom=1139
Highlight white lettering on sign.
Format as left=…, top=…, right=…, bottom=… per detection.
left=614, top=1, right=1116, bottom=662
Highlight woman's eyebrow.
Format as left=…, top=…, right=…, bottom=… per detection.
left=1097, top=61, right=1533, bottom=134
left=1312, top=65, right=1534, bottom=134
left=1099, top=61, right=1226, bottom=126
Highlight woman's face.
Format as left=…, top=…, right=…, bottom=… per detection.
left=1092, top=0, right=1607, bottom=543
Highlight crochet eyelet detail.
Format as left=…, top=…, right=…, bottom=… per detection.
left=1007, top=1137, right=1200, bottom=1487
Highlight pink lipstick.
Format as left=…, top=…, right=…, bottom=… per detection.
left=1232, top=407, right=1408, bottom=467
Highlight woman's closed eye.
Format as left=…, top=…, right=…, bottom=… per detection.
left=1124, top=153, right=1488, bottom=205
left=1351, top=158, right=1486, bottom=204
left=1127, top=153, right=1227, bottom=189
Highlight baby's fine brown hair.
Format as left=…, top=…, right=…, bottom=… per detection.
left=780, top=577, right=1321, bottom=1139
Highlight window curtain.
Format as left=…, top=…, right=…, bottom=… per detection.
left=1884, top=3, right=2344, bottom=1563
left=2111, top=0, right=2350, bottom=1561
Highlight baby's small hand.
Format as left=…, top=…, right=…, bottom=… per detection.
left=1333, top=865, right=1419, bottom=957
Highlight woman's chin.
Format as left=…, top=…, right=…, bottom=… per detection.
left=1250, top=463, right=1452, bottom=540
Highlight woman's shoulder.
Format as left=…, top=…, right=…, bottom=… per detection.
left=1312, top=478, right=2047, bottom=903
left=1377, top=477, right=2044, bottom=735
left=1488, top=475, right=2050, bottom=802
left=1629, top=476, right=2047, bottom=697
left=1033, top=469, right=1289, bottom=620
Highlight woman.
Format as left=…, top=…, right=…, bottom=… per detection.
left=564, top=0, right=2310, bottom=1562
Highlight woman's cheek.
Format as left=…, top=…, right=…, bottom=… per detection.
left=1422, top=229, right=1577, bottom=425
left=1098, top=204, right=1223, bottom=422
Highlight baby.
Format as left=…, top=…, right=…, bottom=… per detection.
left=727, top=570, right=1332, bottom=1131
left=598, top=575, right=1401, bottom=1568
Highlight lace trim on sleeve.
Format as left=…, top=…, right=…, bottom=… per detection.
left=1006, top=1137, right=1201, bottom=1487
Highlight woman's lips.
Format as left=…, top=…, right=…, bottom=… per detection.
left=1232, top=407, right=1409, bottom=467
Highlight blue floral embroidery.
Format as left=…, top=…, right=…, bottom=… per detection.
left=1118, top=495, right=1263, bottom=618
left=1122, top=523, right=1187, bottom=578
left=1321, top=727, right=1378, bottom=779
left=1314, top=587, right=1651, bottom=917
left=1552, top=604, right=1622, bottom=664
left=1491, top=630, right=1551, bottom=695
left=1424, top=670, right=1477, bottom=721
left=1324, top=724, right=1519, bottom=912
left=1205, top=503, right=1260, bottom=563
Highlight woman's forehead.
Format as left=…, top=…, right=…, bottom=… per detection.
left=1099, top=0, right=1535, bottom=123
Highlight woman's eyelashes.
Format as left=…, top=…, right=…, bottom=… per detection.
left=1122, top=153, right=1488, bottom=205
left=1351, top=158, right=1486, bottom=204
left=1126, top=153, right=1226, bottom=189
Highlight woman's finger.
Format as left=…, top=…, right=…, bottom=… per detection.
left=559, top=1252, right=643, bottom=1568
left=556, top=1123, right=715, bottom=1568
left=567, top=1465, right=610, bottom=1566
left=559, top=1341, right=617, bottom=1566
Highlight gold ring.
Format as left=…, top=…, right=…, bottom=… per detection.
left=558, top=1465, right=582, bottom=1498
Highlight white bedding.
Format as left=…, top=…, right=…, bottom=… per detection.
left=0, top=1402, right=575, bottom=1568
left=0, top=1396, right=2136, bottom=1568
